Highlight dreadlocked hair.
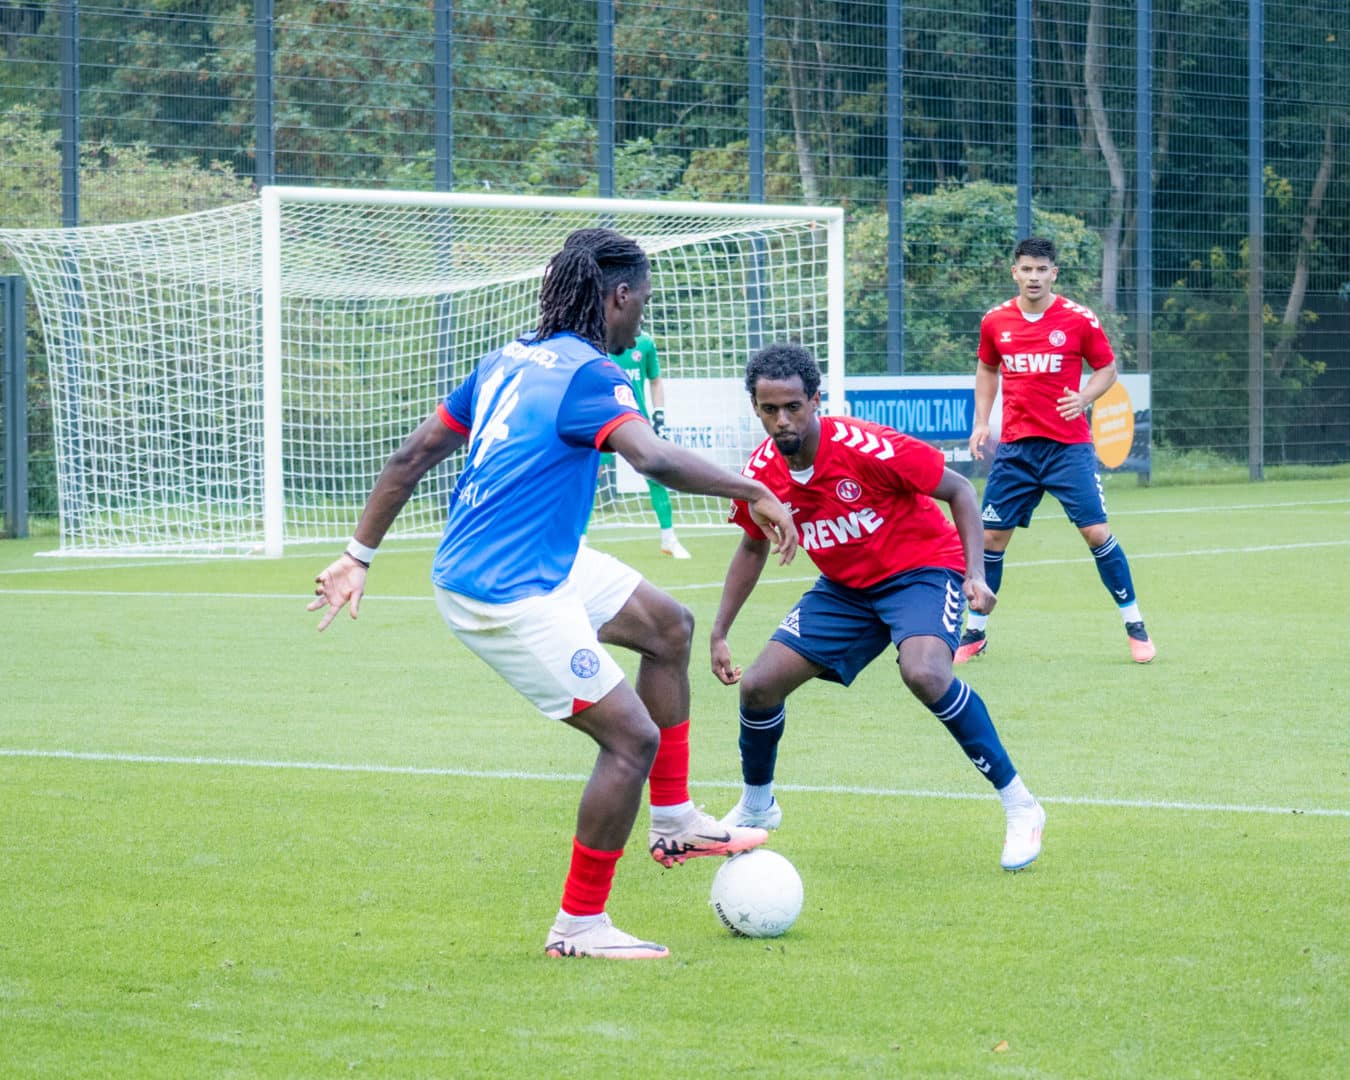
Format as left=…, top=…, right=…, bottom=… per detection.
left=531, top=228, right=650, bottom=349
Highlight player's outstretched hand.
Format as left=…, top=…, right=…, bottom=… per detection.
left=711, top=635, right=742, bottom=685
left=1056, top=386, right=1087, bottom=421
left=748, top=493, right=798, bottom=565
left=308, top=555, right=367, bottom=632
left=968, top=421, right=991, bottom=461
left=964, top=576, right=997, bottom=616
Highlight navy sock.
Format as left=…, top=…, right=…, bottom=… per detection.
left=928, top=679, right=1015, bottom=789
left=737, top=703, right=785, bottom=786
left=984, top=549, right=1005, bottom=594
left=1091, top=535, right=1136, bottom=606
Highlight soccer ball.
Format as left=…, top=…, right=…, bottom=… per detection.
left=709, top=849, right=803, bottom=938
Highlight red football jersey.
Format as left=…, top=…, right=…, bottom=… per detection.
left=730, top=416, right=965, bottom=589
left=978, top=294, right=1115, bottom=444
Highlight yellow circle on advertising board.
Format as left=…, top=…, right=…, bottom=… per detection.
left=1091, top=380, right=1135, bottom=469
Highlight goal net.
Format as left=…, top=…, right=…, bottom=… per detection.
left=0, top=187, right=844, bottom=556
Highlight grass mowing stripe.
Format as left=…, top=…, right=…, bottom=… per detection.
left=0, top=588, right=445, bottom=600
left=3, top=495, right=1345, bottom=577
left=4, top=747, right=1346, bottom=818
left=3, top=536, right=1346, bottom=601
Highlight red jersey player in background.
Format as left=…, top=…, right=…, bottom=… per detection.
left=711, top=342, right=1045, bottom=871
left=959, top=236, right=1155, bottom=665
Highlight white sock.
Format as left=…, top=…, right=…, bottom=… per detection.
left=997, top=774, right=1036, bottom=810
left=650, top=800, right=695, bottom=828
left=740, top=783, right=775, bottom=813
left=965, top=612, right=989, bottom=632
left=1118, top=602, right=1142, bottom=623
left=660, top=527, right=678, bottom=546
left=555, top=909, right=604, bottom=929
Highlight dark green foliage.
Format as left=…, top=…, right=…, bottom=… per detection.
left=844, top=181, right=1113, bottom=374
left=0, top=0, right=1345, bottom=507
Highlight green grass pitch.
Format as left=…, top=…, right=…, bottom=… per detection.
left=1, top=476, right=1347, bottom=1078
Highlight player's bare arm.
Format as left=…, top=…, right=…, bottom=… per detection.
left=607, top=420, right=798, bottom=564
left=310, top=413, right=467, bottom=632
left=932, top=467, right=997, bottom=615
left=710, top=534, right=772, bottom=684
left=1057, top=360, right=1118, bottom=422
left=969, top=362, right=1000, bottom=459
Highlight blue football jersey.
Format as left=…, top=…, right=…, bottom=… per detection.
left=431, top=332, right=644, bottom=602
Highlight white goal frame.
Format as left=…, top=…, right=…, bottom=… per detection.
left=260, top=187, right=845, bottom=558
left=3, top=187, right=845, bottom=557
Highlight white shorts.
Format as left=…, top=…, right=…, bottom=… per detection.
left=434, top=545, right=643, bottom=720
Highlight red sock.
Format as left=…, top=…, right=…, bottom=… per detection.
left=560, top=837, right=622, bottom=917
left=648, top=719, right=691, bottom=807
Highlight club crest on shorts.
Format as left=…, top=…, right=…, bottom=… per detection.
left=570, top=649, right=601, bottom=678
left=835, top=478, right=862, bottom=502
left=778, top=607, right=801, bottom=637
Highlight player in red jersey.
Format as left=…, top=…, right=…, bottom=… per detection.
left=959, top=236, right=1155, bottom=665
left=712, top=342, right=1045, bottom=871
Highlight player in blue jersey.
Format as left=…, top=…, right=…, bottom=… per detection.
left=309, top=228, right=798, bottom=961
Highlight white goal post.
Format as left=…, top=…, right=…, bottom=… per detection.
left=1, top=186, right=845, bottom=557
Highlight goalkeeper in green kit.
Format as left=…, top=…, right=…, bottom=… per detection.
left=587, top=332, right=691, bottom=558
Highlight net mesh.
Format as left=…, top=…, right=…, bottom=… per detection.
left=0, top=191, right=837, bottom=555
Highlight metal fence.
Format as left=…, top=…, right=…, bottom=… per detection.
left=1, top=0, right=1346, bottom=532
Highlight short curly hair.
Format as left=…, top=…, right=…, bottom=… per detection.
left=744, top=341, right=821, bottom=399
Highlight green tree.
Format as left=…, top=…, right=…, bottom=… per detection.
left=843, top=180, right=1108, bottom=375
left=0, top=0, right=1345, bottom=471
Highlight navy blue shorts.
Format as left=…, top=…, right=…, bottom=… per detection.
left=980, top=438, right=1107, bottom=530
left=769, top=568, right=965, bottom=686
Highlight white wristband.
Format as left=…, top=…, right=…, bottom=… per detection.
left=345, top=539, right=378, bottom=566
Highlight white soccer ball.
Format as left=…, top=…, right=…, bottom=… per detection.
left=709, top=849, right=804, bottom=938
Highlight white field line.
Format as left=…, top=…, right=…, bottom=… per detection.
left=0, top=557, right=222, bottom=575
left=2, top=537, right=1348, bottom=601
left=1, top=748, right=1345, bottom=819
left=1100, top=496, right=1349, bottom=517
left=3, top=496, right=1347, bottom=576
left=993, top=537, right=1350, bottom=570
